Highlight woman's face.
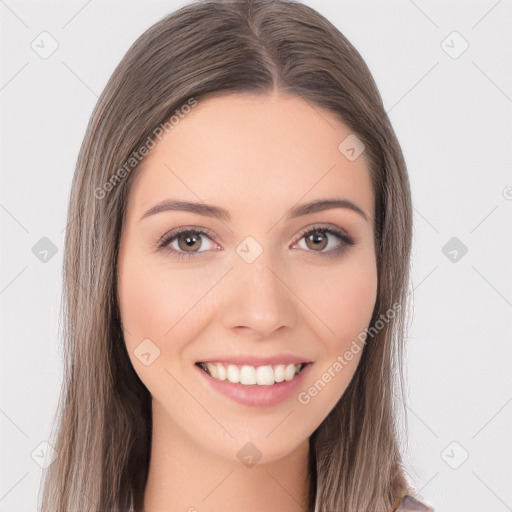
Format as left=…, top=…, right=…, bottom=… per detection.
left=117, top=92, right=377, bottom=464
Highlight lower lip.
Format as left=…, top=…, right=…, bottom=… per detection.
left=195, top=363, right=312, bottom=407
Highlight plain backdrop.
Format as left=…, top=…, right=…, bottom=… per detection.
left=1, top=1, right=511, bottom=511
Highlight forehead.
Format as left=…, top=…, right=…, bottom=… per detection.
left=127, top=92, right=374, bottom=223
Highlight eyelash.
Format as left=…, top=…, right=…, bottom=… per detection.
left=156, top=223, right=355, bottom=261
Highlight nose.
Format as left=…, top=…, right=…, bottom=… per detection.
left=220, top=251, right=298, bottom=338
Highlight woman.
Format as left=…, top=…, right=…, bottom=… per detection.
left=39, top=1, right=434, bottom=511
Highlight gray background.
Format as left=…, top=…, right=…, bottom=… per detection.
left=1, top=1, right=511, bottom=511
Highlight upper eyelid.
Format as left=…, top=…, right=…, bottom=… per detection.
left=295, top=223, right=351, bottom=239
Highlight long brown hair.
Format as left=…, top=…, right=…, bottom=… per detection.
left=39, top=1, right=415, bottom=510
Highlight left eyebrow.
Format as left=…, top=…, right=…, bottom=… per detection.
left=139, top=197, right=369, bottom=223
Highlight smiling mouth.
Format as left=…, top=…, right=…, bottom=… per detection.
left=196, top=361, right=309, bottom=386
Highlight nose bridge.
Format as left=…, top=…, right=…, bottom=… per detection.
left=220, top=241, right=297, bottom=335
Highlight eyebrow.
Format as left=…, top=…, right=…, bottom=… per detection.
left=139, top=197, right=369, bottom=223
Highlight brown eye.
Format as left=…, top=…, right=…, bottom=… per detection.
left=293, top=225, right=354, bottom=257
left=157, top=224, right=354, bottom=261
left=304, top=231, right=329, bottom=251
left=176, top=231, right=203, bottom=252
left=157, top=227, right=219, bottom=259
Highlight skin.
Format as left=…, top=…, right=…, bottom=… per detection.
left=117, top=92, right=378, bottom=512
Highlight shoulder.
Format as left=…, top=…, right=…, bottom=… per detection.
left=395, top=493, right=435, bottom=511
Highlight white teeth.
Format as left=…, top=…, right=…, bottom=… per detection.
left=240, top=365, right=257, bottom=385
left=206, top=362, right=218, bottom=379
left=216, top=363, right=226, bottom=380
left=274, top=364, right=285, bottom=383
left=256, top=365, right=274, bottom=386
left=284, top=363, right=296, bottom=381
left=227, top=364, right=240, bottom=383
left=200, top=362, right=304, bottom=386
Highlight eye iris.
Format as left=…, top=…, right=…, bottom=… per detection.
left=305, top=231, right=328, bottom=251
left=178, top=232, right=202, bottom=252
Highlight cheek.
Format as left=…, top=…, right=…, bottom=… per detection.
left=332, top=266, right=377, bottom=336
left=292, top=260, right=377, bottom=421
left=117, top=256, right=217, bottom=406
left=295, top=255, right=378, bottom=349
left=117, top=253, right=210, bottom=356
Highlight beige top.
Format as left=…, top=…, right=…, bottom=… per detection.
left=395, top=493, right=434, bottom=511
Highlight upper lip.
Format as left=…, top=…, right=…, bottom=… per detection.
left=196, top=354, right=312, bottom=366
